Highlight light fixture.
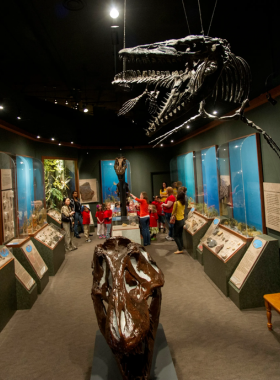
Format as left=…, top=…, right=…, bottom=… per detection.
left=17, top=115, right=21, bottom=120
left=37, top=136, right=40, bottom=139
left=111, top=25, right=119, bottom=28
left=58, top=143, right=61, bottom=146
left=171, top=140, right=174, bottom=143
left=54, top=99, right=58, bottom=104
left=51, top=138, right=55, bottom=141
left=0, top=106, right=3, bottom=110
left=87, top=152, right=89, bottom=154
left=186, top=125, right=190, bottom=129
left=65, top=99, right=68, bottom=105
left=120, top=148, right=122, bottom=150
left=160, top=144, right=163, bottom=147
left=213, top=110, right=217, bottom=114
left=83, top=104, right=88, bottom=113
left=71, top=141, right=74, bottom=144
left=110, top=7, right=119, bottom=18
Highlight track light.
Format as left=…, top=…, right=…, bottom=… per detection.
left=71, top=141, right=74, bottom=144
left=160, top=144, right=163, bottom=147
left=54, top=99, right=58, bottom=104
left=83, top=104, right=88, bottom=113
left=171, top=140, right=174, bottom=143
left=213, top=110, right=217, bottom=114
left=266, top=92, right=277, bottom=106
left=65, top=99, right=68, bottom=105
left=186, top=125, right=190, bottom=129
left=17, top=115, right=21, bottom=120
left=37, top=136, right=40, bottom=139
left=110, top=7, right=119, bottom=18
left=58, top=143, right=61, bottom=146
left=51, top=138, right=55, bottom=141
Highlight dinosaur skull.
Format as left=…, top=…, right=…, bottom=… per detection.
left=113, top=35, right=250, bottom=136
left=114, top=156, right=127, bottom=175
left=91, top=237, right=164, bottom=380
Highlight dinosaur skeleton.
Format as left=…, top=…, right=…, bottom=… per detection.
left=91, top=237, right=164, bottom=380
left=113, top=35, right=280, bottom=156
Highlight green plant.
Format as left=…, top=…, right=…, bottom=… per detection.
left=44, top=159, right=72, bottom=210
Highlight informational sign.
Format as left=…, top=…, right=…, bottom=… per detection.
left=1, top=169, right=12, bottom=190
left=264, top=183, right=280, bottom=232
left=230, top=237, right=267, bottom=289
left=22, top=240, right=48, bottom=279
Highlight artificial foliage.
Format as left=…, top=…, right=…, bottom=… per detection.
left=44, top=159, right=72, bottom=210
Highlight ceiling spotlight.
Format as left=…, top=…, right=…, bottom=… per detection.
left=213, top=110, right=217, bottom=114
left=51, top=138, right=55, bottom=141
left=110, top=7, right=119, bottom=19
left=266, top=92, right=277, bottom=106
left=54, top=99, right=58, bottom=104
left=65, top=99, right=68, bottom=105
left=171, top=140, right=174, bottom=143
left=83, top=104, right=88, bottom=113
left=37, top=136, right=40, bottom=139
left=120, top=148, right=122, bottom=150
left=186, top=125, right=190, bottom=129
left=58, top=143, right=61, bottom=146
left=17, top=115, right=21, bottom=120
left=71, top=141, right=74, bottom=144
left=160, top=144, right=163, bottom=147
left=111, top=25, right=119, bottom=28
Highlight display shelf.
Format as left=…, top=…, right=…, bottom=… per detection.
left=229, top=235, right=280, bottom=309
left=203, top=226, right=252, bottom=296
left=7, top=238, right=49, bottom=294
left=31, top=223, right=65, bottom=276
left=183, top=209, right=212, bottom=260
left=0, top=255, right=16, bottom=332
left=47, top=209, right=61, bottom=228
left=196, top=218, right=220, bottom=265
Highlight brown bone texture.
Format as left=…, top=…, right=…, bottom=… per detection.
left=91, top=236, right=164, bottom=380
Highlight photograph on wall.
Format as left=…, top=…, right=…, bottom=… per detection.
left=79, top=179, right=99, bottom=203
left=100, top=160, right=131, bottom=203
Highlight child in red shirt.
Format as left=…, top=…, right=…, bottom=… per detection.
left=103, top=202, right=113, bottom=239
left=81, top=205, right=91, bottom=242
left=148, top=204, right=159, bottom=240
left=152, top=195, right=166, bottom=233
left=95, top=204, right=105, bottom=239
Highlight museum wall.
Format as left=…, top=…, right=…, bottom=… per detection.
left=169, top=95, right=280, bottom=243
left=0, top=127, right=171, bottom=202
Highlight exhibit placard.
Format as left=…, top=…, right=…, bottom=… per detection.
left=21, top=241, right=48, bottom=279
left=230, top=237, right=267, bottom=289
left=263, top=183, right=280, bottom=232
left=1, top=169, right=12, bottom=190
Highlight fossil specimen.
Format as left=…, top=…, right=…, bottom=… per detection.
left=113, top=35, right=280, bottom=157
left=91, top=237, right=164, bottom=380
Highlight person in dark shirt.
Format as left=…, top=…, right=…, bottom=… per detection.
left=70, top=190, right=84, bottom=238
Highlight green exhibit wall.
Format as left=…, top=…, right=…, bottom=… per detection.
left=1, top=95, right=280, bottom=241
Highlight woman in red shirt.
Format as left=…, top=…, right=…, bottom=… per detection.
left=162, top=187, right=176, bottom=241
left=103, top=202, right=113, bottom=239
left=130, top=192, right=150, bottom=246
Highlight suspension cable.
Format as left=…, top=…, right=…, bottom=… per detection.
left=181, top=0, right=191, bottom=35
left=123, top=0, right=127, bottom=73
left=207, top=0, right=218, bottom=36
left=197, top=0, right=204, bottom=35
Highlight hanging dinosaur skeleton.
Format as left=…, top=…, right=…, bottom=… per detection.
left=112, top=35, right=280, bottom=157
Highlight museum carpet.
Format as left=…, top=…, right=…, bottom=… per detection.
left=0, top=232, right=280, bottom=380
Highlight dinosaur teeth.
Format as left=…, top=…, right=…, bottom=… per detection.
left=160, top=119, right=164, bottom=123
left=164, top=116, right=168, bottom=120
left=169, top=112, right=173, bottom=117
left=177, top=106, right=181, bottom=111
left=181, top=102, right=185, bottom=107
left=173, top=109, right=177, bottom=114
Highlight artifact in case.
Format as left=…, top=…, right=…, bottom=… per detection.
left=35, top=223, right=65, bottom=249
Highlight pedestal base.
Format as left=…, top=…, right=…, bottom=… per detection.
left=32, top=237, right=65, bottom=276
left=90, top=323, right=178, bottom=380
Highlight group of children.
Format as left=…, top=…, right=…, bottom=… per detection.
left=95, top=196, right=166, bottom=241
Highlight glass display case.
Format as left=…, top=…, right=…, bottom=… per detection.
left=112, top=215, right=139, bottom=228
left=34, top=223, right=65, bottom=249
left=16, top=156, right=47, bottom=236
left=217, top=134, right=263, bottom=237
left=193, top=146, right=219, bottom=218
left=0, top=152, right=17, bottom=244
left=100, top=160, right=131, bottom=203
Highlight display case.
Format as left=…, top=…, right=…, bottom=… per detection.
left=100, top=160, right=131, bottom=203
left=197, top=218, right=220, bottom=265
left=183, top=208, right=212, bottom=261
left=6, top=237, right=49, bottom=294
left=47, top=208, right=61, bottom=228
left=0, top=152, right=17, bottom=244
left=202, top=225, right=252, bottom=296
left=16, top=156, right=47, bottom=236
left=31, top=223, right=65, bottom=276
left=1, top=246, right=37, bottom=309
left=217, top=134, right=265, bottom=237
left=112, top=216, right=141, bottom=244
left=0, top=246, right=16, bottom=332
left=229, top=235, right=280, bottom=309
left=193, top=146, right=219, bottom=218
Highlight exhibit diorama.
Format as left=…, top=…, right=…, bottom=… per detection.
left=1, top=0, right=280, bottom=379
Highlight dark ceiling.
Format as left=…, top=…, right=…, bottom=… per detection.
left=0, top=0, right=279, bottom=147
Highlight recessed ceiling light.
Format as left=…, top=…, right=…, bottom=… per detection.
left=186, top=125, right=190, bottom=129
left=54, top=99, right=58, bottom=104
left=110, top=8, right=119, bottom=18
left=160, top=144, right=163, bottom=147
left=17, top=116, right=21, bottom=120
left=213, top=110, right=217, bottom=114
left=111, top=25, right=119, bottom=28
left=171, top=140, right=174, bottom=143
left=65, top=100, right=68, bottom=105
left=51, top=138, right=55, bottom=141
left=37, top=136, right=40, bottom=139
left=71, top=141, right=74, bottom=144
left=83, top=107, right=88, bottom=113
left=0, top=106, right=4, bottom=110
left=58, top=143, right=61, bottom=146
